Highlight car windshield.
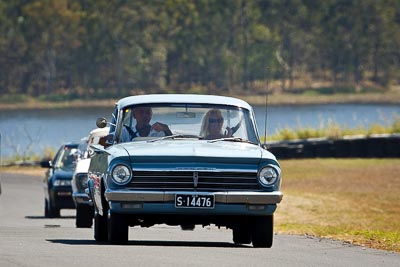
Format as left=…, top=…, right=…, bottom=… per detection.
left=54, top=145, right=79, bottom=169
left=77, top=141, right=88, bottom=159
left=115, top=103, right=259, bottom=144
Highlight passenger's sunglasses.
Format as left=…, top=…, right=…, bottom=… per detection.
left=209, top=118, right=223, bottom=124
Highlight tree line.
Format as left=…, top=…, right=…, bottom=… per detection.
left=1, top=0, right=399, bottom=100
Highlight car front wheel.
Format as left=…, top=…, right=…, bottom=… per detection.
left=45, top=198, right=60, bottom=218
left=232, top=222, right=252, bottom=245
left=44, top=200, right=49, bottom=218
left=108, top=211, right=128, bottom=245
left=76, top=204, right=94, bottom=228
left=251, top=215, right=273, bottom=248
left=94, top=210, right=108, bottom=242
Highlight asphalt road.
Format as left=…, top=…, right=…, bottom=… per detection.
left=0, top=172, right=399, bottom=267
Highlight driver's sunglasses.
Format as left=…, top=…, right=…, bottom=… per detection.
left=209, top=118, right=223, bottom=124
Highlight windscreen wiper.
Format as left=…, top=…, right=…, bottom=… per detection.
left=208, top=137, right=257, bottom=145
left=148, top=134, right=201, bottom=142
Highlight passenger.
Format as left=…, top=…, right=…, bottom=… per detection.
left=63, top=153, right=76, bottom=168
left=120, top=106, right=172, bottom=142
left=200, top=109, right=232, bottom=140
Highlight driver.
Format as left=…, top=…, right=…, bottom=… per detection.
left=120, top=106, right=172, bottom=142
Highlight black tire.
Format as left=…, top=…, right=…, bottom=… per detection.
left=232, top=223, right=252, bottom=245
left=108, top=211, right=128, bottom=245
left=44, top=200, right=49, bottom=218
left=76, top=204, right=94, bottom=228
left=180, top=224, right=195, bottom=231
left=251, top=215, right=273, bottom=248
left=94, top=211, right=108, bottom=242
left=46, top=198, right=60, bottom=218
left=44, top=199, right=49, bottom=218
left=94, top=182, right=108, bottom=242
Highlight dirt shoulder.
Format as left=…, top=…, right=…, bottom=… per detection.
left=0, top=166, right=45, bottom=177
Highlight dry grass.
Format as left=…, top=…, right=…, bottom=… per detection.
left=0, top=166, right=46, bottom=177
left=276, top=158, right=400, bottom=252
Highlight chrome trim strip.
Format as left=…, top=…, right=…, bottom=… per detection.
left=72, top=192, right=90, bottom=204
left=131, top=168, right=258, bottom=173
left=72, top=192, right=88, bottom=198
left=105, top=189, right=283, bottom=204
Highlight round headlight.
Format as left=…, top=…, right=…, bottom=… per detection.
left=78, top=174, right=89, bottom=189
left=258, top=165, right=280, bottom=186
left=111, top=165, right=132, bottom=185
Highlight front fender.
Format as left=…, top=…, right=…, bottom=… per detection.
left=88, top=172, right=102, bottom=215
left=87, top=179, right=95, bottom=205
left=88, top=148, right=110, bottom=216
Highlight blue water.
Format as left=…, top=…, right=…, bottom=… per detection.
left=253, top=104, right=400, bottom=137
left=1, top=104, right=399, bottom=159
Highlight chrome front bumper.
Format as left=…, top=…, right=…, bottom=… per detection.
left=72, top=192, right=91, bottom=204
left=105, top=189, right=283, bottom=205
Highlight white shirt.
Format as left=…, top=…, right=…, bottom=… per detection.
left=120, top=124, right=165, bottom=142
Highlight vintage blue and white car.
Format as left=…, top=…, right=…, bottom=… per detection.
left=72, top=127, right=109, bottom=228
left=88, top=94, right=283, bottom=247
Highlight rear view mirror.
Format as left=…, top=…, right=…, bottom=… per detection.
left=176, top=112, right=196, bottom=118
left=227, top=110, right=240, bottom=118
left=96, top=117, right=108, bottom=128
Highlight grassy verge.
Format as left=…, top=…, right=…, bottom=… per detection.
left=264, top=115, right=400, bottom=141
left=1, top=158, right=399, bottom=252
left=276, top=158, right=400, bottom=252
left=1, top=166, right=46, bottom=177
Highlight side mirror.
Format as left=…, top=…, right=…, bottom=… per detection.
left=96, top=117, right=108, bottom=128
left=40, top=160, right=52, bottom=168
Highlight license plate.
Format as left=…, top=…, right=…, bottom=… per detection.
left=175, top=194, right=214, bottom=209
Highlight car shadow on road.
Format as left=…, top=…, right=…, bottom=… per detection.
left=25, top=215, right=75, bottom=219
left=47, top=239, right=250, bottom=248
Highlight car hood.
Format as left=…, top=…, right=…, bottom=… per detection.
left=115, top=140, right=276, bottom=166
left=74, top=158, right=91, bottom=174
left=53, top=167, right=74, bottom=179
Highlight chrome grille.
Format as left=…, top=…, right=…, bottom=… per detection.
left=128, top=171, right=260, bottom=191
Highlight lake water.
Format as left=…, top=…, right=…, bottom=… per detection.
left=1, top=103, right=399, bottom=159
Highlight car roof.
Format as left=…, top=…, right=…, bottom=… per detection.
left=116, top=94, right=253, bottom=110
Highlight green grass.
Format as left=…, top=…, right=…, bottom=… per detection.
left=263, top=115, right=400, bottom=142
left=301, top=86, right=384, bottom=95
left=1, top=146, right=55, bottom=165
left=0, top=94, right=31, bottom=103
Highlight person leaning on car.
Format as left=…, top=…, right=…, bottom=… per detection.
left=120, top=106, right=172, bottom=142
